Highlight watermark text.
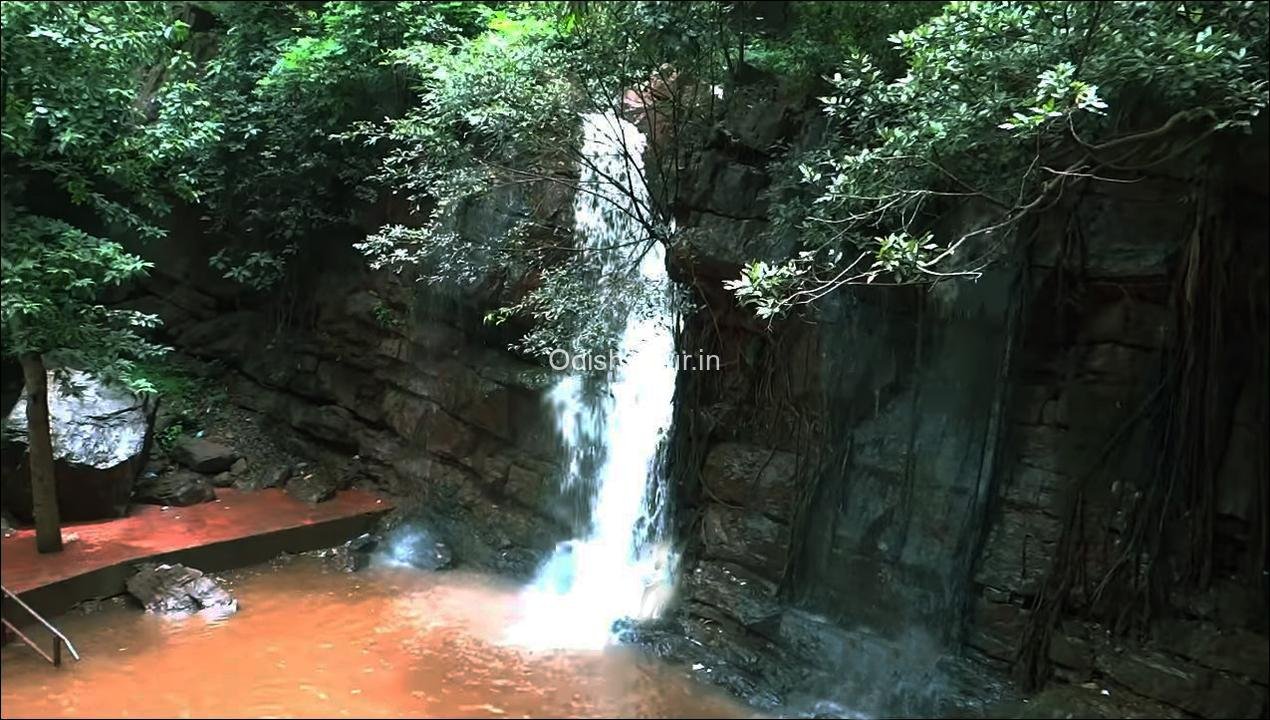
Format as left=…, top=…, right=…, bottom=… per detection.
left=547, top=349, right=721, bottom=372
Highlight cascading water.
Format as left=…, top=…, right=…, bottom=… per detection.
left=508, top=112, right=679, bottom=650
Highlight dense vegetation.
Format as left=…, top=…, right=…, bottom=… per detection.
left=2, top=1, right=1268, bottom=554
left=731, top=1, right=1268, bottom=317
left=9, top=2, right=1264, bottom=351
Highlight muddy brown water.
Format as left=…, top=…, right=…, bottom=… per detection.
left=0, top=556, right=758, bottom=719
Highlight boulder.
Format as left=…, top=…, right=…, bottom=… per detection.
left=126, top=563, right=237, bottom=616
left=210, top=471, right=234, bottom=488
left=285, top=470, right=339, bottom=504
left=674, top=214, right=780, bottom=279
left=228, top=457, right=248, bottom=476
left=234, top=463, right=291, bottom=492
left=133, top=469, right=216, bottom=506
left=171, top=437, right=239, bottom=473
left=2, top=369, right=157, bottom=521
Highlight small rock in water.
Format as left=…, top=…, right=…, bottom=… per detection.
left=347, top=532, right=379, bottom=553
left=125, top=563, right=238, bottom=616
left=383, top=525, right=452, bottom=570
left=326, top=533, right=380, bottom=573
left=329, top=547, right=369, bottom=573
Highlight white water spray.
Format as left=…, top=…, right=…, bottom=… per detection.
left=508, top=113, right=679, bottom=650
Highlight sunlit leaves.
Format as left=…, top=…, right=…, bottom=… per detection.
left=724, top=261, right=799, bottom=320
left=998, top=62, right=1108, bottom=132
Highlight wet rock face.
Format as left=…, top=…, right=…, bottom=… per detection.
left=611, top=614, right=789, bottom=712
left=667, top=74, right=1269, bottom=718
left=1, top=370, right=156, bottom=521
left=490, top=545, right=541, bottom=579
left=1094, top=646, right=1266, bottom=719
left=773, top=611, right=1015, bottom=718
left=684, top=561, right=780, bottom=630
left=700, top=443, right=798, bottom=522
left=1006, top=683, right=1189, bottom=719
left=133, top=468, right=217, bottom=506
left=965, top=207, right=1270, bottom=717
left=126, top=563, right=237, bottom=616
left=130, top=251, right=571, bottom=570
left=700, top=505, right=789, bottom=580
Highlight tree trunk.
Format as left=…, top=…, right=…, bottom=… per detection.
left=19, top=353, right=61, bottom=554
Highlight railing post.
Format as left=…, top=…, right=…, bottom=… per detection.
left=2, top=584, right=79, bottom=667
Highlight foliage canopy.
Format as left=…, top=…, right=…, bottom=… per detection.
left=2, top=0, right=1268, bottom=362
left=2, top=1, right=218, bottom=387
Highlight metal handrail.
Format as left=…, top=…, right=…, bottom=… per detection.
left=1, top=584, right=80, bottom=667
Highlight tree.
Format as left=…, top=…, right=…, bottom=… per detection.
left=193, top=1, right=462, bottom=292
left=1, top=2, right=219, bottom=551
left=347, top=2, right=742, bottom=356
left=728, top=1, right=1270, bottom=317
left=346, top=2, right=949, bottom=353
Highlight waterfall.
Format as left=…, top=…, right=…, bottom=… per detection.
left=508, top=112, right=679, bottom=650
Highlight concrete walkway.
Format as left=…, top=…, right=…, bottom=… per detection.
left=1, top=488, right=391, bottom=614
